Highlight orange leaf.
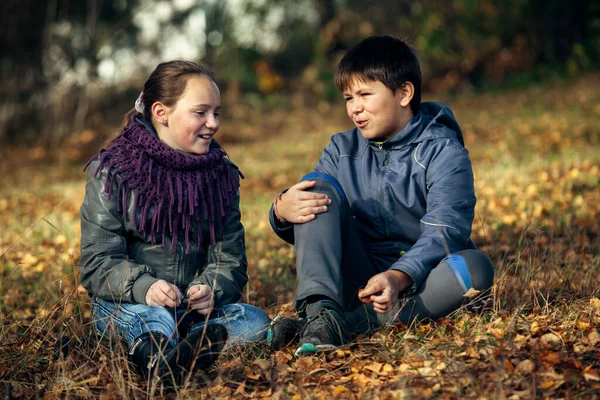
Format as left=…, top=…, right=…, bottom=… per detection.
left=539, top=380, right=556, bottom=390
left=488, top=328, right=505, bottom=339
left=539, top=351, right=560, bottom=365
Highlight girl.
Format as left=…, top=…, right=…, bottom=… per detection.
left=80, top=61, right=270, bottom=385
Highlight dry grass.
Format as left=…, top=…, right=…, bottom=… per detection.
left=1, top=73, right=599, bottom=399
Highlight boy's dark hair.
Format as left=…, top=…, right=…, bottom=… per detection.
left=335, top=35, right=422, bottom=114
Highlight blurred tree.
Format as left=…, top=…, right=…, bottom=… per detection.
left=0, top=0, right=598, bottom=145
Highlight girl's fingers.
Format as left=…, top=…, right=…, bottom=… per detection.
left=188, top=299, right=213, bottom=311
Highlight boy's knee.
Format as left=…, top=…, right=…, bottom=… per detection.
left=300, top=172, right=346, bottom=200
left=449, top=249, right=495, bottom=292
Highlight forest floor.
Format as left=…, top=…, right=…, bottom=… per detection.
left=1, top=73, right=599, bottom=399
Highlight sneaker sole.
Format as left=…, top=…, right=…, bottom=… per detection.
left=294, top=342, right=337, bottom=356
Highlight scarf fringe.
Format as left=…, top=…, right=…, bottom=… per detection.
left=84, top=121, right=240, bottom=253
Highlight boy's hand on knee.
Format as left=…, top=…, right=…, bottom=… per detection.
left=145, top=280, right=182, bottom=308
left=359, top=270, right=413, bottom=313
left=185, top=284, right=215, bottom=316
left=276, top=181, right=331, bottom=224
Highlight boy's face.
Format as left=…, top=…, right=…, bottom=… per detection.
left=343, top=78, right=412, bottom=141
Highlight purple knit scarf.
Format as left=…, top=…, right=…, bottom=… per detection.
left=84, top=119, right=240, bottom=253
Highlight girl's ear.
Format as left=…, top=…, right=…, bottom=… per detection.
left=151, top=101, right=169, bottom=124
left=399, top=82, right=415, bottom=107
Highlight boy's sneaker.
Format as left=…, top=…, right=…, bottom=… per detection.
left=295, top=302, right=350, bottom=356
left=267, top=315, right=307, bottom=351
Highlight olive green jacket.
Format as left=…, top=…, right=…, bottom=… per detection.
left=80, top=159, right=248, bottom=306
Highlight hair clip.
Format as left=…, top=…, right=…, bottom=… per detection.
left=134, top=91, right=144, bottom=114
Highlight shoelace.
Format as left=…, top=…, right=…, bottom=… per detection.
left=301, top=309, right=346, bottom=344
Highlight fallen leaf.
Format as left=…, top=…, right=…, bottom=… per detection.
left=539, top=351, right=560, bottom=365
left=466, top=346, right=480, bottom=359
left=588, top=329, right=600, bottom=346
left=463, top=288, right=481, bottom=299
left=516, top=359, right=535, bottom=374
left=489, top=328, right=505, bottom=339
left=332, top=386, right=348, bottom=398
left=254, top=358, right=271, bottom=370
left=540, top=333, right=562, bottom=348
left=352, top=373, right=371, bottom=387
left=539, top=380, right=556, bottom=390
left=583, top=370, right=600, bottom=381
left=365, top=362, right=383, bottom=373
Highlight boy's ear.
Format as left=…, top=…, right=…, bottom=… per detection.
left=151, top=101, right=169, bottom=123
left=398, top=82, right=415, bottom=107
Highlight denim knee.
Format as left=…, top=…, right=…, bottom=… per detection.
left=91, top=297, right=178, bottom=348
left=191, top=303, right=270, bottom=346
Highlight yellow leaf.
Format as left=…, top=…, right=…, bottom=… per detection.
left=332, top=386, right=348, bottom=398
left=418, top=366, right=437, bottom=377
left=235, top=382, right=246, bottom=396
left=489, top=328, right=505, bottom=339
left=588, top=329, right=600, bottom=346
left=399, top=363, right=412, bottom=372
left=539, top=380, right=555, bottom=390
left=591, top=297, right=600, bottom=309
left=352, top=373, right=371, bottom=387
left=576, top=320, right=591, bottom=330
left=365, top=362, right=383, bottom=373
left=466, top=346, right=480, bottom=359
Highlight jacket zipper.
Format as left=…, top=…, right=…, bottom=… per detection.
left=376, top=147, right=390, bottom=237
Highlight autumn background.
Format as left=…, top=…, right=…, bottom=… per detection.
left=1, top=0, right=599, bottom=398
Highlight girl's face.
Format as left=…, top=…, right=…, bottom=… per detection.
left=158, top=76, right=221, bottom=155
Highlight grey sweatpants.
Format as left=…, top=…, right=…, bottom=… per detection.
left=292, top=173, right=494, bottom=334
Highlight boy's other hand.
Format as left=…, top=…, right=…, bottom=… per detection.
left=358, top=270, right=413, bottom=313
left=185, top=284, right=215, bottom=316
left=146, top=279, right=182, bottom=308
left=277, top=180, right=331, bottom=224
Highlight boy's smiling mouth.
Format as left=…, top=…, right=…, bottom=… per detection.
left=355, top=120, right=368, bottom=128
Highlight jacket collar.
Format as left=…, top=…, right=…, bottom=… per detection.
left=363, top=102, right=464, bottom=149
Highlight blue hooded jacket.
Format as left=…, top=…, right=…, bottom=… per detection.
left=271, top=102, right=477, bottom=293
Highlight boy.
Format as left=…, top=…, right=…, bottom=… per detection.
left=268, top=35, right=494, bottom=356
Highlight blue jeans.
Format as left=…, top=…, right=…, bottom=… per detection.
left=91, top=297, right=271, bottom=349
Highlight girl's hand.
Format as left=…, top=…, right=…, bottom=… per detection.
left=186, top=284, right=214, bottom=316
left=146, top=280, right=182, bottom=308
left=358, top=270, right=413, bottom=313
left=276, top=181, right=331, bottom=224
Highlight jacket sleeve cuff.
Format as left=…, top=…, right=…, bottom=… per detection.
left=132, top=274, right=159, bottom=304
left=389, top=263, right=425, bottom=295
left=270, top=206, right=293, bottom=230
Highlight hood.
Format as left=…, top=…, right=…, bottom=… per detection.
left=373, top=102, right=464, bottom=148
